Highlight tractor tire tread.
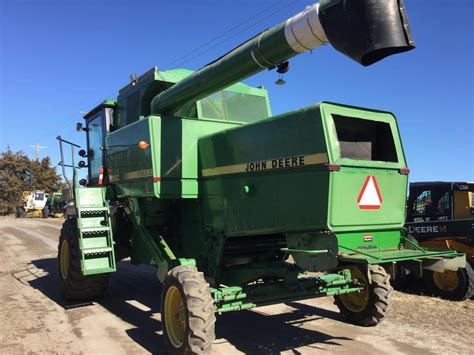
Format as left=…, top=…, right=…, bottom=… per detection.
left=334, top=264, right=393, bottom=327
left=465, top=263, right=474, bottom=299
left=423, top=263, right=474, bottom=301
left=58, top=218, right=109, bottom=301
left=162, top=265, right=215, bottom=354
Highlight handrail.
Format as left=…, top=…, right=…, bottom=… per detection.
left=56, top=135, right=81, bottom=201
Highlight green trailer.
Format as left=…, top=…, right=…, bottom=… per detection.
left=56, top=1, right=467, bottom=353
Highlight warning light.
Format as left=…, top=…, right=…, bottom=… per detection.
left=138, top=141, right=149, bottom=150
left=400, top=168, right=410, bottom=175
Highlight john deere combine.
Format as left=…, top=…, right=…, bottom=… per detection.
left=56, top=1, right=469, bottom=353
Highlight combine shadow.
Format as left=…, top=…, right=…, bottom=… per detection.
left=25, top=258, right=354, bottom=353
left=27, top=258, right=165, bottom=353
left=216, top=302, right=352, bottom=353
left=392, top=274, right=430, bottom=297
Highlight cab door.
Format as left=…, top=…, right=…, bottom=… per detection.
left=86, top=111, right=106, bottom=185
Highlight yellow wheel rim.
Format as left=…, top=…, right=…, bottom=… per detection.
left=60, top=240, right=70, bottom=279
left=433, top=270, right=458, bottom=292
left=164, top=286, right=186, bottom=348
left=339, top=268, right=370, bottom=312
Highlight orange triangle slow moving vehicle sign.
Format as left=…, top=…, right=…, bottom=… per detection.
left=357, top=176, right=382, bottom=210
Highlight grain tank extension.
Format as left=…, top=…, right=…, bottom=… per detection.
left=56, top=1, right=468, bottom=353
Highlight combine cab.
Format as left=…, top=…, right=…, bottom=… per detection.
left=405, top=182, right=474, bottom=300
left=54, top=1, right=468, bottom=353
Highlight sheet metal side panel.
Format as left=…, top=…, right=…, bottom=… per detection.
left=321, top=103, right=408, bottom=232
left=150, top=117, right=161, bottom=198
left=199, top=105, right=330, bottom=236
left=181, top=119, right=242, bottom=198
left=107, top=118, right=154, bottom=197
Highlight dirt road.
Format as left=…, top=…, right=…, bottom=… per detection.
left=0, top=217, right=472, bottom=354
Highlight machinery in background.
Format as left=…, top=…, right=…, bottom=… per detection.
left=42, top=192, right=66, bottom=218
left=16, top=190, right=47, bottom=218
left=405, top=182, right=474, bottom=300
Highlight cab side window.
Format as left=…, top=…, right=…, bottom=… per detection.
left=87, top=112, right=105, bottom=184
left=411, top=188, right=451, bottom=222
left=412, top=190, right=432, bottom=222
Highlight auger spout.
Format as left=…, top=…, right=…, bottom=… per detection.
left=151, top=0, right=415, bottom=115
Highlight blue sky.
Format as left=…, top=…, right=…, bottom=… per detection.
left=1, top=0, right=473, bottom=182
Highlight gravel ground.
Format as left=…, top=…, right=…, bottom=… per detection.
left=0, top=216, right=472, bottom=354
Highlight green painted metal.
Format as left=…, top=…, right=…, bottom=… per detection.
left=107, top=69, right=271, bottom=199
left=114, top=67, right=271, bottom=130
left=151, top=23, right=293, bottom=115
left=336, top=229, right=465, bottom=269
left=75, top=187, right=116, bottom=275
left=212, top=268, right=360, bottom=313
left=107, top=118, right=154, bottom=197
left=198, top=102, right=408, bottom=237
left=46, top=192, right=63, bottom=207
left=61, top=0, right=467, bottom=328
left=107, top=115, right=243, bottom=199
left=99, top=95, right=466, bottom=286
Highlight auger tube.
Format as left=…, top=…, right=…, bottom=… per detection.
left=151, top=0, right=415, bottom=115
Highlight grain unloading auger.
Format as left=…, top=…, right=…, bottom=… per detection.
left=56, top=1, right=469, bottom=353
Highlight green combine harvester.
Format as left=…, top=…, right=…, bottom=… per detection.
left=42, top=192, right=65, bottom=218
left=56, top=0, right=469, bottom=353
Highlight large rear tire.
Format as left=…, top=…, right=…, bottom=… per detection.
left=334, top=264, right=393, bottom=326
left=161, top=265, right=215, bottom=354
left=423, top=263, right=474, bottom=301
left=58, top=218, right=109, bottom=300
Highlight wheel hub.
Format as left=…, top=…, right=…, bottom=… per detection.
left=164, top=286, right=186, bottom=348
left=60, top=240, right=70, bottom=279
left=433, top=270, right=459, bottom=292
left=338, top=268, right=369, bottom=312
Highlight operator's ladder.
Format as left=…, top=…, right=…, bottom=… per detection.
left=76, top=187, right=116, bottom=275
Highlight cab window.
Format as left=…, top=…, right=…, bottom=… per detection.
left=411, top=188, right=451, bottom=222
left=87, top=113, right=105, bottom=184
left=34, top=192, right=45, bottom=200
left=199, top=90, right=269, bottom=123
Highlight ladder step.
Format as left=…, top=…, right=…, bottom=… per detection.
left=83, top=247, right=113, bottom=255
left=83, top=267, right=115, bottom=276
left=80, top=207, right=108, bottom=213
left=75, top=186, right=116, bottom=275
left=80, top=226, right=110, bottom=233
